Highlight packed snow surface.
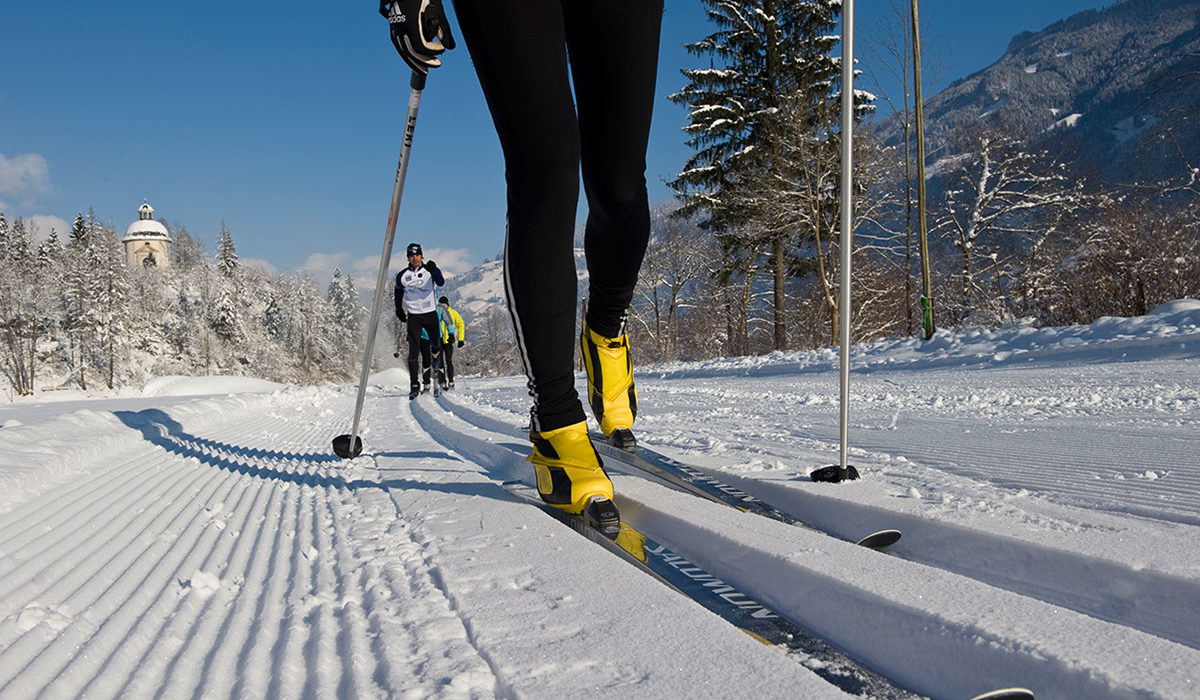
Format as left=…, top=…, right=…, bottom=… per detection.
left=1, top=301, right=1198, bottom=699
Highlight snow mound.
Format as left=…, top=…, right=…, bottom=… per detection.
left=141, top=375, right=287, bottom=397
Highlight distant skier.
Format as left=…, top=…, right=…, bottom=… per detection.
left=381, top=0, right=661, bottom=533
left=438, top=296, right=465, bottom=389
left=394, top=242, right=444, bottom=400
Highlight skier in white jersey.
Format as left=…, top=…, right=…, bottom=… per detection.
left=394, top=242, right=445, bottom=399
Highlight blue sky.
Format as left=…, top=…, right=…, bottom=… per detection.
left=1, top=0, right=1109, bottom=285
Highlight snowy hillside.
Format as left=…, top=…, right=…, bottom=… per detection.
left=1, top=301, right=1198, bottom=699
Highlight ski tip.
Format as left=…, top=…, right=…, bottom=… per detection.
left=810, top=464, right=860, bottom=483
left=969, top=687, right=1035, bottom=700
left=331, top=434, right=363, bottom=459
left=855, top=529, right=902, bottom=549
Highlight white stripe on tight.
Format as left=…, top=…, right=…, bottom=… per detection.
left=502, top=218, right=541, bottom=433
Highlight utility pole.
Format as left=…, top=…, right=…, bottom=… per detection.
left=911, top=0, right=935, bottom=340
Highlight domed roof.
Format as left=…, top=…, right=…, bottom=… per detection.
left=122, top=202, right=170, bottom=241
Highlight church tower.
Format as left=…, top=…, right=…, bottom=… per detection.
left=122, top=202, right=172, bottom=268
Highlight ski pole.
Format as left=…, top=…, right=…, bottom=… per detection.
left=334, top=71, right=428, bottom=459
left=811, top=0, right=860, bottom=483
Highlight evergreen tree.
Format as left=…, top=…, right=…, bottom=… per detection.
left=216, top=221, right=238, bottom=276
left=4, top=216, right=32, bottom=265
left=0, top=215, right=37, bottom=394
left=69, top=212, right=87, bottom=244
left=671, top=0, right=851, bottom=350
left=37, top=229, right=64, bottom=269
left=61, top=213, right=103, bottom=388
left=171, top=223, right=207, bottom=270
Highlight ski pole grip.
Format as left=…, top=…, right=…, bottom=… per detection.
left=410, top=71, right=427, bottom=91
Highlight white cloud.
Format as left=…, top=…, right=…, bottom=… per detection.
left=298, top=246, right=476, bottom=298
left=418, top=247, right=474, bottom=275
left=240, top=257, right=278, bottom=276
left=294, top=252, right=351, bottom=295
left=27, top=215, right=70, bottom=242
left=298, top=251, right=350, bottom=276
left=0, top=153, right=52, bottom=206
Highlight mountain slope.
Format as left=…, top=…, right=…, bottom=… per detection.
left=876, top=0, right=1200, bottom=184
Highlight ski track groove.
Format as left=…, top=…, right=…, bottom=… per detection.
left=0, top=439, right=158, bottom=556
left=232, top=457, right=302, bottom=699
left=0, top=446, right=196, bottom=632
left=109, top=445, right=253, bottom=698
left=190, top=473, right=284, bottom=700
left=0, top=442, right=235, bottom=698
left=156, top=471, right=273, bottom=700
left=0, top=394, right=401, bottom=700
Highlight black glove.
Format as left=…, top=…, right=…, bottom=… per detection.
left=424, top=260, right=438, bottom=273
left=397, top=310, right=407, bottom=322
left=457, top=340, right=464, bottom=348
left=380, top=0, right=456, bottom=76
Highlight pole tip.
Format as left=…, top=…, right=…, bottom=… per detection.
left=332, top=434, right=363, bottom=459
left=810, top=464, right=860, bottom=483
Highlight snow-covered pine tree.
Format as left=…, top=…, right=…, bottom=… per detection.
left=36, top=228, right=64, bottom=268
left=216, top=221, right=238, bottom=277
left=0, top=215, right=37, bottom=395
left=171, top=224, right=207, bottom=270
left=90, top=225, right=131, bottom=388
left=325, top=269, right=364, bottom=376
left=671, top=0, right=850, bottom=351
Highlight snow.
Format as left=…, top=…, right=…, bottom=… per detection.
left=1112, top=114, right=1161, bottom=144
left=1, top=302, right=1199, bottom=699
left=1047, top=113, right=1084, bottom=132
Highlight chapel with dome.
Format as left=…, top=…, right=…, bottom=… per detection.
left=122, top=202, right=171, bottom=268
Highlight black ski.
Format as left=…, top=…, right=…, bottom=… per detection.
left=590, top=433, right=901, bottom=550
left=969, top=688, right=1035, bottom=700
left=501, top=481, right=918, bottom=699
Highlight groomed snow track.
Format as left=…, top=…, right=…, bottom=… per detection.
left=1, top=372, right=1198, bottom=700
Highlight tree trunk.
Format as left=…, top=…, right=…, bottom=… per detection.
left=773, top=233, right=787, bottom=350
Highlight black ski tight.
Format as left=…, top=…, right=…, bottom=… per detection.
left=453, top=0, right=663, bottom=432
left=406, top=311, right=441, bottom=388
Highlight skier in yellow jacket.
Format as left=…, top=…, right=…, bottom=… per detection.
left=438, top=296, right=465, bottom=389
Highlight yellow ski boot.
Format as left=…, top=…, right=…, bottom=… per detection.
left=529, top=419, right=616, bottom=509
left=581, top=322, right=638, bottom=450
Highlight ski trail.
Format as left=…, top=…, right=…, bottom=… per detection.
left=429, top=392, right=1200, bottom=700
left=437, top=390, right=1200, bottom=648
left=401, top=392, right=856, bottom=699
left=0, top=387, right=501, bottom=699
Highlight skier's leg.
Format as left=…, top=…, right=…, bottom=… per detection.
left=567, top=0, right=662, bottom=442
left=454, top=0, right=613, bottom=515
left=420, top=337, right=433, bottom=388
left=406, top=316, right=422, bottom=396
left=443, top=341, right=455, bottom=384
left=568, top=0, right=662, bottom=336
left=453, top=0, right=585, bottom=432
